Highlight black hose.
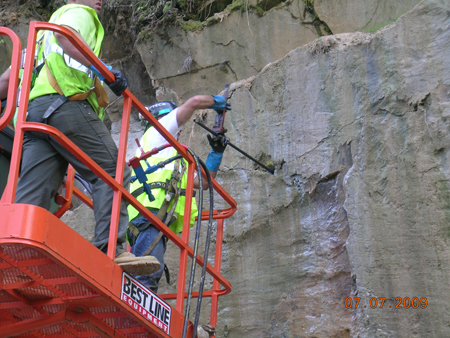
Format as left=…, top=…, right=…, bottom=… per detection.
left=182, top=148, right=203, bottom=338
left=192, top=157, right=214, bottom=336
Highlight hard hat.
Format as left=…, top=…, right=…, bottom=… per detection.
left=146, top=101, right=177, bottom=120
left=143, top=101, right=177, bottom=132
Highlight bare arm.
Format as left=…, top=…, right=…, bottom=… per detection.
left=54, top=27, right=93, bottom=68
left=193, top=170, right=217, bottom=190
left=176, top=95, right=218, bottom=189
left=0, top=68, right=11, bottom=100
left=176, top=95, right=214, bottom=126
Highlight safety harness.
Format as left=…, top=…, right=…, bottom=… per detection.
left=32, top=5, right=108, bottom=122
left=130, top=180, right=194, bottom=199
left=128, top=158, right=187, bottom=243
left=13, top=37, right=45, bottom=111
left=40, top=24, right=109, bottom=121
left=128, top=157, right=187, bottom=284
left=42, top=63, right=109, bottom=121
left=8, top=26, right=109, bottom=125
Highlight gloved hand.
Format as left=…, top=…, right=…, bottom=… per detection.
left=211, top=95, right=231, bottom=114
left=105, top=69, right=128, bottom=96
left=207, top=134, right=227, bottom=153
left=89, top=61, right=112, bottom=82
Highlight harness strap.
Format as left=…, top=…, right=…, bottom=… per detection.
left=142, top=159, right=185, bottom=257
left=45, top=61, right=109, bottom=107
left=131, top=181, right=196, bottom=199
left=128, top=222, right=141, bottom=238
left=42, top=95, right=69, bottom=121
left=92, top=77, right=109, bottom=107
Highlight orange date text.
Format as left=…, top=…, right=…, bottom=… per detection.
left=344, top=297, right=427, bottom=309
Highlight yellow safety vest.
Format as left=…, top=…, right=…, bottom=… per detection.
left=29, top=4, right=105, bottom=119
left=127, top=129, right=198, bottom=234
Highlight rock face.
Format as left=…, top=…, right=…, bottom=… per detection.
left=208, top=0, right=450, bottom=336
left=135, top=0, right=422, bottom=102
left=315, top=0, right=422, bottom=33
left=136, top=1, right=318, bottom=99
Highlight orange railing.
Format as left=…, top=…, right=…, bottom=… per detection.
left=0, top=27, right=21, bottom=131
left=0, top=21, right=236, bottom=332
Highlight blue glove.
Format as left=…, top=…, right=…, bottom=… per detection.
left=89, top=61, right=112, bottom=82
left=211, top=95, right=231, bottom=113
left=205, top=150, right=223, bottom=172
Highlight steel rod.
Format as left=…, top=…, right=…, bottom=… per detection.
left=193, top=120, right=275, bottom=174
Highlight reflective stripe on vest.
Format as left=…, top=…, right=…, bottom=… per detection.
left=44, top=41, right=94, bottom=80
left=41, top=8, right=94, bottom=80
left=28, top=4, right=105, bottom=118
left=14, top=8, right=95, bottom=108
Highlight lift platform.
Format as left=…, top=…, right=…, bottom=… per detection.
left=0, top=23, right=236, bottom=338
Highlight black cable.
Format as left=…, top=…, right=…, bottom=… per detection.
left=182, top=147, right=203, bottom=338
left=193, top=157, right=214, bottom=336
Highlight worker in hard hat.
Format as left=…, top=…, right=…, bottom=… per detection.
left=127, top=95, right=229, bottom=292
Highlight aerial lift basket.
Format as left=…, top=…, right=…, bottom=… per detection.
left=0, top=23, right=236, bottom=338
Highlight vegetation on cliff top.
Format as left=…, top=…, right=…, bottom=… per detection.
left=123, top=0, right=290, bottom=38
left=0, top=0, right=60, bottom=25
left=0, top=0, right=331, bottom=51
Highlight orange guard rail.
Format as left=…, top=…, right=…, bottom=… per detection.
left=0, top=22, right=236, bottom=338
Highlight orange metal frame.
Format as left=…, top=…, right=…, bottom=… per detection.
left=0, top=22, right=236, bottom=337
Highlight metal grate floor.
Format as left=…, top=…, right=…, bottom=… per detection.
left=0, top=244, right=161, bottom=337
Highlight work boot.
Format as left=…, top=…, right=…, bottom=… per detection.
left=197, top=324, right=215, bottom=338
left=197, top=326, right=209, bottom=338
left=115, top=252, right=161, bottom=276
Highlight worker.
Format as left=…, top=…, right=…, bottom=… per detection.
left=0, top=68, right=12, bottom=118
left=0, top=68, right=10, bottom=102
left=127, top=95, right=229, bottom=292
left=13, top=0, right=160, bottom=275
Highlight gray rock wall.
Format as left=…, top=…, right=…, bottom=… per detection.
left=315, top=0, right=422, bottom=33
left=135, top=0, right=422, bottom=102
left=205, top=0, right=450, bottom=336
left=137, top=0, right=318, bottom=101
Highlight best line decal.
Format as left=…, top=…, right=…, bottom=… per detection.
left=121, top=272, right=171, bottom=334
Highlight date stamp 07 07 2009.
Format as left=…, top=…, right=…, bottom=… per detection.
left=345, top=297, right=428, bottom=309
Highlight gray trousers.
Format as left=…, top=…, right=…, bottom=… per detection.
left=15, top=94, right=129, bottom=256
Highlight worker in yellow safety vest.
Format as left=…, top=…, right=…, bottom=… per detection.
left=127, top=95, right=229, bottom=292
left=12, top=0, right=160, bottom=276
